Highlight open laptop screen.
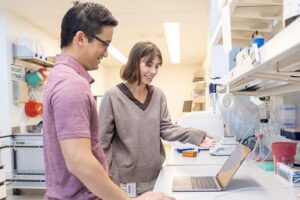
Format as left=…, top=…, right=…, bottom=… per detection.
left=216, top=144, right=251, bottom=189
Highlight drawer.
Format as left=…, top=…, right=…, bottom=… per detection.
left=0, top=182, right=6, bottom=199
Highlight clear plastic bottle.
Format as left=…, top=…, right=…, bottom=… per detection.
left=254, top=120, right=273, bottom=162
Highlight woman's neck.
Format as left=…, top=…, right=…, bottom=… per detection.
left=125, top=82, right=147, bottom=93
left=125, top=82, right=148, bottom=103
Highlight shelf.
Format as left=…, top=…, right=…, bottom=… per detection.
left=15, top=57, right=54, bottom=68
left=211, top=0, right=283, bottom=47
left=6, top=170, right=44, bottom=180
left=13, top=44, right=54, bottom=68
left=6, top=170, right=45, bottom=189
left=193, top=81, right=206, bottom=92
left=13, top=133, right=42, bottom=137
left=6, top=181, right=45, bottom=189
left=219, top=18, right=300, bottom=96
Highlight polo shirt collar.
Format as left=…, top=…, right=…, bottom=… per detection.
left=55, top=53, right=95, bottom=84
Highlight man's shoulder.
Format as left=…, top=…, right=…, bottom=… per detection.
left=49, top=65, right=88, bottom=87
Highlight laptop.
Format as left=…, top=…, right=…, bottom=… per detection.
left=172, top=143, right=252, bottom=192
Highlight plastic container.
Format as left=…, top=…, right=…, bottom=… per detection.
left=252, top=31, right=264, bottom=48
left=258, top=161, right=274, bottom=172
left=25, top=71, right=44, bottom=88
left=25, top=101, right=43, bottom=117
left=271, top=142, right=297, bottom=173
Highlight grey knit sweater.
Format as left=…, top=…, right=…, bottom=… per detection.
left=98, top=85, right=206, bottom=184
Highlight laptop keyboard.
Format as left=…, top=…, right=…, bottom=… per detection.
left=191, top=176, right=219, bottom=189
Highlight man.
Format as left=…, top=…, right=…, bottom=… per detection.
left=43, top=2, right=175, bottom=200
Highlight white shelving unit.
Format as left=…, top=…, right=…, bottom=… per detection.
left=221, top=18, right=300, bottom=96
left=213, top=0, right=300, bottom=97
left=211, top=0, right=283, bottom=47
left=4, top=134, right=45, bottom=194
left=3, top=44, right=51, bottom=194
left=13, top=44, right=54, bottom=68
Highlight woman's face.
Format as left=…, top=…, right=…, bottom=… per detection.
left=139, top=56, right=161, bottom=85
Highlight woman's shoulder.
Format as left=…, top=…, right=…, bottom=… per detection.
left=150, top=85, right=166, bottom=98
left=103, top=85, right=120, bottom=97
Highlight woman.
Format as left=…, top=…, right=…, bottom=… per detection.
left=99, top=41, right=215, bottom=196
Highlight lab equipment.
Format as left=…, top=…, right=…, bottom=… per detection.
left=280, top=127, right=300, bottom=140
left=277, top=162, right=300, bottom=185
left=209, top=83, right=218, bottom=114
left=176, top=111, right=225, bottom=140
left=272, top=142, right=297, bottom=173
left=280, top=104, right=296, bottom=128
left=218, top=85, right=235, bottom=111
left=209, top=136, right=238, bottom=156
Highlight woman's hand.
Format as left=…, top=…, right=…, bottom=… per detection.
left=200, top=134, right=217, bottom=148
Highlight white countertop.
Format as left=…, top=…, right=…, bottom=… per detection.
left=153, top=164, right=300, bottom=200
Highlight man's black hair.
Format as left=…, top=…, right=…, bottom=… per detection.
left=60, top=1, right=118, bottom=48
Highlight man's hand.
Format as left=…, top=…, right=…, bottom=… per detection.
left=200, top=134, right=217, bottom=149
left=134, top=191, right=176, bottom=200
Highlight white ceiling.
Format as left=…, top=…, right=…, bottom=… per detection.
left=0, top=0, right=210, bottom=68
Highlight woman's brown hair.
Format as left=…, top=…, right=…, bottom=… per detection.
left=120, top=41, right=162, bottom=85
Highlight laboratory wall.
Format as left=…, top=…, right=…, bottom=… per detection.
left=0, top=11, right=112, bottom=133
left=89, top=66, right=108, bottom=96
left=0, top=11, right=60, bottom=132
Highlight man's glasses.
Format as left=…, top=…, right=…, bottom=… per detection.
left=84, top=32, right=110, bottom=49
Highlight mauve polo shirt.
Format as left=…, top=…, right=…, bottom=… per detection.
left=43, top=53, right=106, bottom=200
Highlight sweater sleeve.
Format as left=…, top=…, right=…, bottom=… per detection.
left=159, top=90, right=206, bottom=146
left=98, top=90, right=115, bottom=169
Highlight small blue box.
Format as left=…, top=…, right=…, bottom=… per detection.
left=252, top=38, right=264, bottom=48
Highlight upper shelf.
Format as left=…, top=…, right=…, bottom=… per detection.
left=13, top=44, right=54, bottom=68
left=220, top=18, right=300, bottom=96
left=211, top=0, right=283, bottom=47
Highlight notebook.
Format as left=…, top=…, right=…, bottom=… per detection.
left=173, top=143, right=252, bottom=192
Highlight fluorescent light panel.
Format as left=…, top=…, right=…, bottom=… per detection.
left=164, top=23, right=180, bottom=64
left=108, top=45, right=127, bottom=64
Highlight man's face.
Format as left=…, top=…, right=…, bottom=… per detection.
left=82, top=26, right=114, bottom=71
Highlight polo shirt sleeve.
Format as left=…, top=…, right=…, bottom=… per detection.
left=50, top=79, right=92, bottom=140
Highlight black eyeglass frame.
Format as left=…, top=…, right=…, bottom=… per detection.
left=83, top=32, right=110, bottom=48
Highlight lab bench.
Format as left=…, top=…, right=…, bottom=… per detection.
left=154, top=148, right=300, bottom=200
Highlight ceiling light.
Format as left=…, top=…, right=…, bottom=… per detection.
left=164, top=23, right=180, bottom=64
left=108, top=45, right=127, bottom=64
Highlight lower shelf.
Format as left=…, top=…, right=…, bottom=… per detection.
left=6, top=170, right=45, bottom=189
left=6, top=181, right=45, bottom=189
